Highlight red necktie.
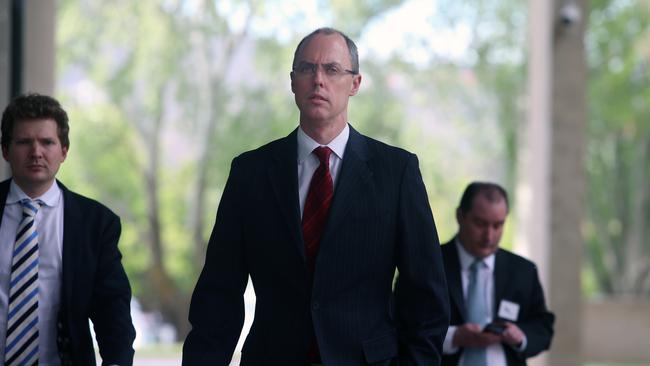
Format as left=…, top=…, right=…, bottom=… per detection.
left=302, top=147, right=333, bottom=363
left=302, top=146, right=334, bottom=273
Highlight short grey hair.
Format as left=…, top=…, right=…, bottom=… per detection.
left=292, top=27, right=359, bottom=74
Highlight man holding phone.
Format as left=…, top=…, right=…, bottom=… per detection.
left=440, top=182, right=555, bottom=366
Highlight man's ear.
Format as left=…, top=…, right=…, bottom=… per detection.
left=61, top=145, right=69, bottom=161
left=290, top=72, right=296, bottom=94
left=2, top=145, right=9, bottom=162
left=349, top=74, right=362, bottom=96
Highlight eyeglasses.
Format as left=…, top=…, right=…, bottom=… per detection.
left=292, top=62, right=358, bottom=79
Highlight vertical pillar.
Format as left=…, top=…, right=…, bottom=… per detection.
left=22, top=0, right=56, bottom=94
left=548, top=0, right=587, bottom=365
left=518, top=0, right=587, bottom=365
left=0, top=0, right=56, bottom=180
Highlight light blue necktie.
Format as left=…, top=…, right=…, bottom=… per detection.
left=4, top=199, right=41, bottom=366
left=464, top=259, right=488, bottom=366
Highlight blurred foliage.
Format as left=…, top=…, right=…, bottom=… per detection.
left=584, top=0, right=650, bottom=298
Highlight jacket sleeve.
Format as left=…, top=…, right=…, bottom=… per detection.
left=394, top=154, right=450, bottom=365
left=90, top=213, right=136, bottom=366
left=182, top=157, right=249, bottom=366
left=518, top=266, right=555, bottom=359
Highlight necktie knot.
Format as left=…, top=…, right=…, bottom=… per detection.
left=21, top=199, right=42, bottom=218
left=470, top=259, right=485, bottom=273
left=313, top=146, right=332, bottom=167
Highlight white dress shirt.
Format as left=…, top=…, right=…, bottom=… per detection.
left=297, top=124, right=349, bottom=218
left=443, top=239, right=508, bottom=366
left=0, top=180, right=64, bottom=366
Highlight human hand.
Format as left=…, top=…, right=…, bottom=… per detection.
left=452, top=323, right=502, bottom=348
left=500, top=322, right=525, bottom=348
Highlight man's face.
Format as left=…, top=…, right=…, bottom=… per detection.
left=2, top=118, right=68, bottom=197
left=456, top=194, right=508, bottom=259
left=291, top=33, right=361, bottom=131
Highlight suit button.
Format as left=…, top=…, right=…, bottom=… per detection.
left=312, top=302, right=320, bottom=311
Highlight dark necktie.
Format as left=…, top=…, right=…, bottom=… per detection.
left=5, top=199, right=42, bottom=366
left=302, top=146, right=333, bottom=363
left=302, top=146, right=334, bottom=273
left=464, top=259, right=488, bottom=366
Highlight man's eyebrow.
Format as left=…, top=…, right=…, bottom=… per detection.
left=297, top=61, right=343, bottom=66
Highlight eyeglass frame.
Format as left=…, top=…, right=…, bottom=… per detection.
left=291, top=61, right=359, bottom=78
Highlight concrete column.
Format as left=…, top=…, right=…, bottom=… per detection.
left=516, top=1, right=552, bottom=364
left=22, top=0, right=56, bottom=94
left=548, top=0, right=587, bottom=365
left=0, top=0, right=56, bottom=180
left=517, top=0, right=587, bottom=365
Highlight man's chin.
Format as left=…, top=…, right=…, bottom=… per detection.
left=15, top=174, right=53, bottom=186
left=481, top=248, right=498, bottom=257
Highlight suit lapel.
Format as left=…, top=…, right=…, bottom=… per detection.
left=267, top=130, right=304, bottom=260
left=319, top=126, right=372, bottom=246
left=59, top=182, right=80, bottom=311
left=0, top=179, right=10, bottom=227
left=445, top=242, right=466, bottom=320
left=493, top=249, right=507, bottom=319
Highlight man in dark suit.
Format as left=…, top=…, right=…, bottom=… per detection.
left=183, top=27, right=449, bottom=366
left=440, top=182, right=554, bottom=366
left=0, top=94, right=135, bottom=365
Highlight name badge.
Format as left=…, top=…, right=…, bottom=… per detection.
left=498, top=300, right=520, bottom=321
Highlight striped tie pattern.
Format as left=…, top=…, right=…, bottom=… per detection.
left=4, top=199, right=41, bottom=366
left=302, top=146, right=333, bottom=273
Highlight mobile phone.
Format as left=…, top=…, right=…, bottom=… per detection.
left=483, top=322, right=506, bottom=334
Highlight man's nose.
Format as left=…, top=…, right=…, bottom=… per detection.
left=313, top=67, right=326, bottom=85
left=29, top=142, right=42, bottom=156
left=486, top=227, right=497, bottom=243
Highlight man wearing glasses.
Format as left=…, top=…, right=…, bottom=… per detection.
left=183, top=27, right=449, bottom=366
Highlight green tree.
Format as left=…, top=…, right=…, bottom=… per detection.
left=584, top=0, right=650, bottom=297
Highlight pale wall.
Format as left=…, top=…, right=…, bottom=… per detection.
left=583, top=299, right=650, bottom=363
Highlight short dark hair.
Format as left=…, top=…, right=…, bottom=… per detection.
left=1, top=93, right=70, bottom=149
left=458, top=181, right=509, bottom=214
left=292, top=27, right=359, bottom=74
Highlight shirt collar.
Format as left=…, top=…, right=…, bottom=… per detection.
left=297, top=123, right=350, bottom=163
left=8, top=179, right=62, bottom=207
left=455, top=237, right=496, bottom=271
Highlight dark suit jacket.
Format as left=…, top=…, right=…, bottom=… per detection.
left=440, top=239, right=554, bottom=366
left=183, top=126, right=450, bottom=366
left=0, top=179, right=135, bottom=366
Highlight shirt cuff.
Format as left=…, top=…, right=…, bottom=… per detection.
left=513, top=334, right=527, bottom=353
left=443, top=326, right=460, bottom=354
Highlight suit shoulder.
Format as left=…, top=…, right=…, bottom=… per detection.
left=231, top=135, right=289, bottom=165
left=497, top=248, right=539, bottom=271
left=363, top=135, right=415, bottom=160
left=64, top=188, right=119, bottom=220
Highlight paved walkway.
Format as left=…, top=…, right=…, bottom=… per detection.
left=134, top=357, right=181, bottom=366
